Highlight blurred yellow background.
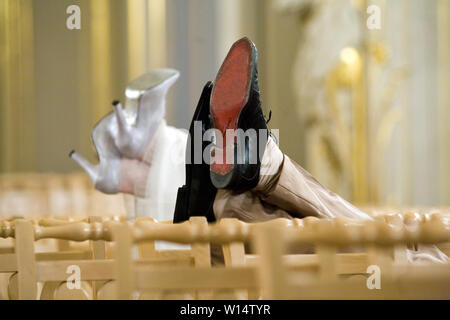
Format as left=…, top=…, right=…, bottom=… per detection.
left=0, top=0, right=449, bottom=208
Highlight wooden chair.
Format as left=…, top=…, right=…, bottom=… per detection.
left=223, top=217, right=370, bottom=272
left=3, top=213, right=448, bottom=300
left=113, top=217, right=260, bottom=299
left=222, top=213, right=450, bottom=298
left=116, top=216, right=218, bottom=299
left=253, top=214, right=450, bottom=299
left=34, top=216, right=212, bottom=299
left=220, top=217, right=371, bottom=299
left=0, top=216, right=116, bottom=299
left=37, top=216, right=246, bottom=299
left=6, top=217, right=217, bottom=299
left=1, top=218, right=117, bottom=299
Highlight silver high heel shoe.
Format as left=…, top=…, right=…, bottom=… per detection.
left=115, top=69, right=179, bottom=159
left=70, top=68, right=180, bottom=194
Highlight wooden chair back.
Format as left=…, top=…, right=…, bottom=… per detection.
left=253, top=214, right=450, bottom=299
left=1, top=218, right=116, bottom=299
left=113, top=217, right=259, bottom=299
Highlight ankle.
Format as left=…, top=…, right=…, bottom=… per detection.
left=118, top=159, right=150, bottom=197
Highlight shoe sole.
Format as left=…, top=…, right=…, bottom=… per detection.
left=210, top=38, right=254, bottom=188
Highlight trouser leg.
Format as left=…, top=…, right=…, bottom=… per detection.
left=254, top=138, right=372, bottom=220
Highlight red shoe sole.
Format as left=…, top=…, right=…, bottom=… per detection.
left=210, top=38, right=253, bottom=176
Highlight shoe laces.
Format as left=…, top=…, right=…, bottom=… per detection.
left=264, top=110, right=278, bottom=144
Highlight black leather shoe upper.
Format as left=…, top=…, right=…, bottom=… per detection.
left=173, top=82, right=217, bottom=223
left=235, top=46, right=269, bottom=191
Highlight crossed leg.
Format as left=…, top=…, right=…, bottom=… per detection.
left=213, top=137, right=449, bottom=264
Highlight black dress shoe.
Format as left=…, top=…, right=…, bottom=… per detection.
left=173, top=82, right=217, bottom=223
left=209, top=37, right=268, bottom=192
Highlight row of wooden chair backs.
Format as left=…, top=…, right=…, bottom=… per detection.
left=1, top=214, right=449, bottom=299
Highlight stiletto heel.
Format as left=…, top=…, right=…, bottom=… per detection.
left=69, top=150, right=98, bottom=183
left=113, top=101, right=130, bottom=136
left=70, top=149, right=121, bottom=194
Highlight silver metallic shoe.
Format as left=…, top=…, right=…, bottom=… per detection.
left=115, top=69, right=179, bottom=159
left=70, top=68, right=180, bottom=194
